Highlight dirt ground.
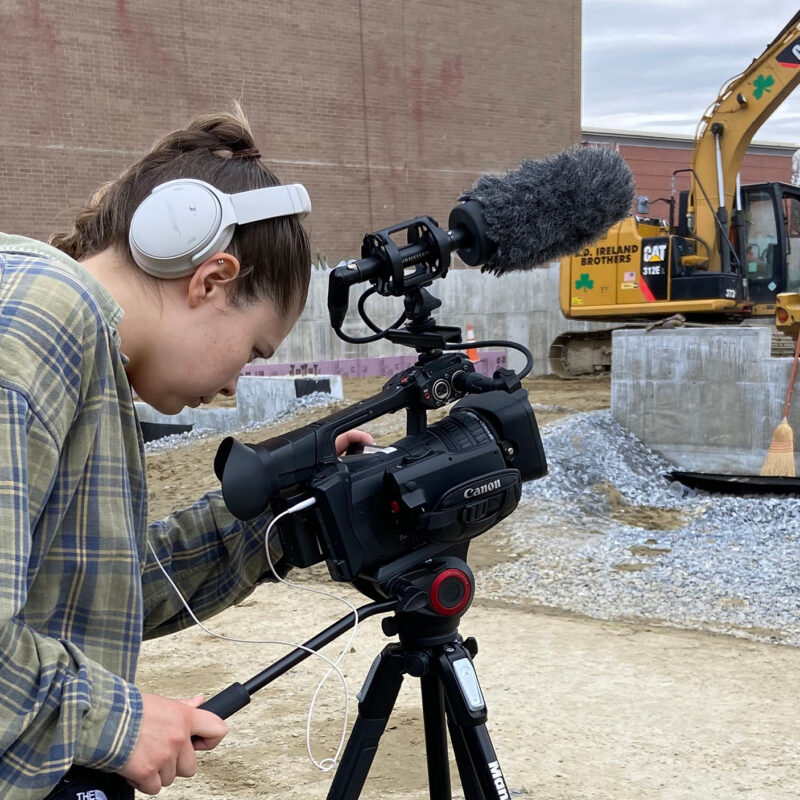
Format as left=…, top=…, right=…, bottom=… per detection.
left=139, top=375, right=800, bottom=799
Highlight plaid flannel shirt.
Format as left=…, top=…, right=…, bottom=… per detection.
left=0, top=235, right=275, bottom=799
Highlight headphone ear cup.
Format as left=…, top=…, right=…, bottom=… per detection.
left=129, top=180, right=229, bottom=278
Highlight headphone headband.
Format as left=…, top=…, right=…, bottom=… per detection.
left=128, top=178, right=311, bottom=278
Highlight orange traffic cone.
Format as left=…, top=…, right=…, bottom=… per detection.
left=465, top=323, right=479, bottom=363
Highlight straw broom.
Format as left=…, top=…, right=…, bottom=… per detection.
left=760, top=331, right=800, bottom=477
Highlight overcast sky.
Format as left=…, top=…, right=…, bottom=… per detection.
left=582, top=1, right=800, bottom=145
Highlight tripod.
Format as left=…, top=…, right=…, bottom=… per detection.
left=196, top=554, right=511, bottom=799
left=328, top=607, right=509, bottom=799
left=46, top=557, right=510, bottom=800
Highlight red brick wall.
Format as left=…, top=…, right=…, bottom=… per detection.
left=584, top=132, right=794, bottom=219
left=0, top=0, right=581, bottom=264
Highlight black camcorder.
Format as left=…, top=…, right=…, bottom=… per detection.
left=213, top=206, right=548, bottom=600
left=215, top=351, right=545, bottom=593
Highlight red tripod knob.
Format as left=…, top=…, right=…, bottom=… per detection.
left=430, top=568, right=471, bottom=616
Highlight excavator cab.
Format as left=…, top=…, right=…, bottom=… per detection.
left=738, top=182, right=800, bottom=314
left=772, top=186, right=800, bottom=338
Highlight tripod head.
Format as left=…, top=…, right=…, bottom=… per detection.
left=370, top=548, right=477, bottom=645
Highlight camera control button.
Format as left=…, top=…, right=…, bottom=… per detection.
left=432, top=378, right=451, bottom=401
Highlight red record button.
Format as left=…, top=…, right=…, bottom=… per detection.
left=430, top=568, right=471, bottom=615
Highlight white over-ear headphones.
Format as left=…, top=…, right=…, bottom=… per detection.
left=128, top=178, right=311, bottom=278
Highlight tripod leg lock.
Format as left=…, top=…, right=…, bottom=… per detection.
left=451, top=657, right=484, bottom=713
left=439, top=643, right=487, bottom=723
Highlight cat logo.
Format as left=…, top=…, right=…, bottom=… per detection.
left=776, top=37, right=800, bottom=68
left=643, top=243, right=667, bottom=262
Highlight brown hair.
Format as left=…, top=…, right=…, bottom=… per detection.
left=49, top=106, right=311, bottom=317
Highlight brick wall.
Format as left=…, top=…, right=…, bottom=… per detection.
left=583, top=130, right=796, bottom=216
left=0, top=0, right=581, bottom=264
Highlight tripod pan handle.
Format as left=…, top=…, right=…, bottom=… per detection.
left=199, top=682, right=251, bottom=719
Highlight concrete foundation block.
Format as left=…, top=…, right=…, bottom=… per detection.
left=135, top=375, right=343, bottom=436
left=611, top=327, right=797, bottom=474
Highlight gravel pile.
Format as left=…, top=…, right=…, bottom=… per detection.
left=483, top=410, right=800, bottom=646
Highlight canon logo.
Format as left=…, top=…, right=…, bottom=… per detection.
left=464, top=478, right=501, bottom=499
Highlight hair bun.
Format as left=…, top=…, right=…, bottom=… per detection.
left=157, top=106, right=258, bottom=159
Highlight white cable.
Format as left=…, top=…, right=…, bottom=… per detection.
left=146, top=495, right=358, bottom=772
left=261, top=498, right=360, bottom=770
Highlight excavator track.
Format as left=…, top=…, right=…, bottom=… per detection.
left=548, top=329, right=617, bottom=379
left=549, top=325, right=799, bottom=379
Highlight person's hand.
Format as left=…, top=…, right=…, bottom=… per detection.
left=118, top=693, right=227, bottom=795
left=334, top=429, right=374, bottom=456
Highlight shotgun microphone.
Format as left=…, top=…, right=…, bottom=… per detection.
left=328, top=145, right=634, bottom=328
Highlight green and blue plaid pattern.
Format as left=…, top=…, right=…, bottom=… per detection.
left=0, top=235, right=274, bottom=798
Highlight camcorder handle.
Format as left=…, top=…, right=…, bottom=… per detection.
left=216, top=352, right=482, bottom=520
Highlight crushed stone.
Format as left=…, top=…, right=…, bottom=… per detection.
left=483, top=410, right=800, bottom=646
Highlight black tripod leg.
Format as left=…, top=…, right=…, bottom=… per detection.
left=327, top=644, right=405, bottom=800
left=420, top=673, right=452, bottom=800
left=436, top=643, right=511, bottom=800
left=446, top=714, right=487, bottom=800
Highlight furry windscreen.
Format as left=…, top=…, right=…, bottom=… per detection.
left=460, top=146, right=635, bottom=275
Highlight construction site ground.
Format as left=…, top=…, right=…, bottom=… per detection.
left=139, top=375, right=800, bottom=800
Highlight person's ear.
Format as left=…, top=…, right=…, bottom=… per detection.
left=186, top=252, right=240, bottom=307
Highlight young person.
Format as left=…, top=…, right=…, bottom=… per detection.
left=0, top=108, right=368, bottom=798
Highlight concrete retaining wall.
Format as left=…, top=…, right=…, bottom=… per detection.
left=271, top=265, right=608, bottom=376
left=244, top=352, right=507, bottom=378
left=611, top=327, right=797, bottom=474
left=135, top=375, right=343, bottom=435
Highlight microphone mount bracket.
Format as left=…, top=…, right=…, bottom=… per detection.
left=327, top=200, right=493, bottom=336
left=362, top=216, right=453, bottom=297
left=383, top=287, right=463, bottom=354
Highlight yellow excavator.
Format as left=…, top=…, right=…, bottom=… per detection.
left=551, top=11, right=800, bottom=377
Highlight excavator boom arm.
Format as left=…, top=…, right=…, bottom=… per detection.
left=691, top=13, right=800, bottom=263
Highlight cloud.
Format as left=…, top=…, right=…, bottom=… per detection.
left=582, top=0, right=800, bottom=144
